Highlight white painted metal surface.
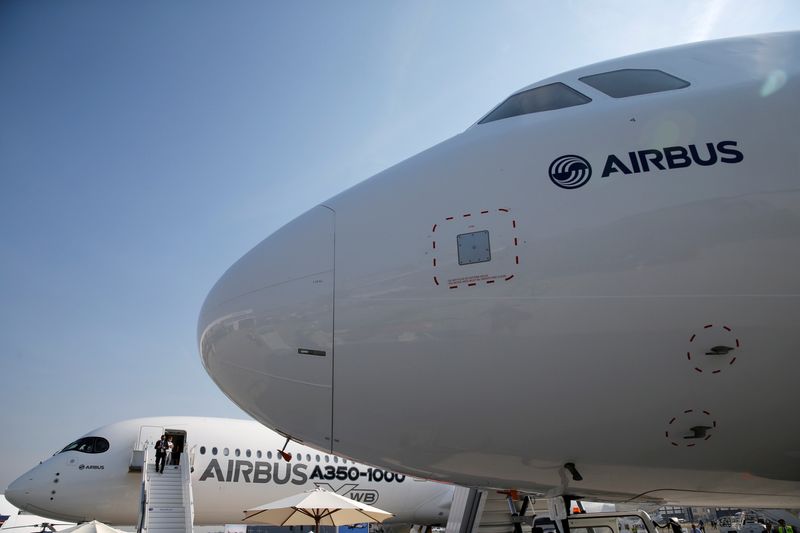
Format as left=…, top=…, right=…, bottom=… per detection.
left=5, top=417, right=452, bottom=526
left=145, top=463, right=188, bottom=533
left=198, top=32, right=800, bottom=507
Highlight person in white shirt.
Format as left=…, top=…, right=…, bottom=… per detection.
left=165, top=435, right=175, bottom=465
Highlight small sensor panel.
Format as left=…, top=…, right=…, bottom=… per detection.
left=457, top=230, right=491, bottom=266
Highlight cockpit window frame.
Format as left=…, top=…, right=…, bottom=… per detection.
left=478, top=82, right=592, bottom=125
left=58, top=436, right=110, bottom=454
left=578, top=68, right=690, bottom=98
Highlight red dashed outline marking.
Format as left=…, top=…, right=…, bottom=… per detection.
left=665, top=409, right=717, bottom=448
left=686, top=324, right=740, bottom=374
left=431, top=208, right=519, bottom=289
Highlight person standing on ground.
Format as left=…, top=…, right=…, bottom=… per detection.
left=155, top=435, right=168, bottom=474
left=778, top=520, right=794, bottom=533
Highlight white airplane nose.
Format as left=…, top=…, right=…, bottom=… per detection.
left=5, top=476, right=26, bottom=508
left=199, top=205, right=336, bottom=447
left=6, top=467, right=43, bottom=513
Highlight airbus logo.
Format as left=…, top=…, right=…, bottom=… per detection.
left=549, top=154, right=592, bottom=189
left=549, top=141, right=743, bottom=189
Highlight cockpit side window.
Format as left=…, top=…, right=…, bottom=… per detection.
left=579, top=69, right=689, bottom=98
left=94, top=437, right=110, bottom=453
left=478, top=82, right=591, bottom=125
left=59, top=437, right=110, bottom=454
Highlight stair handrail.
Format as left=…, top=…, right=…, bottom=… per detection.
left=181, top=451, right=194, bottom=533
left=137, top=441, right=152, bottom=533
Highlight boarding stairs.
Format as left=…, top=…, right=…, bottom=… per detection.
left=447, top=488, right=669, bottom=533
left=446, top=487, right=544, bottom=533
left=756, top=510, right=800, bottom=530
left=134, top=443, right=195, bottom=533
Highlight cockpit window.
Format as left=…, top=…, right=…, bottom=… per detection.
left=59, top=437, right=110, bottom=454
left=478, top=82, right=591, bottom=125
left=579, top=69, right=689, bottom=98
left=94, top=437, right=110, bottom=453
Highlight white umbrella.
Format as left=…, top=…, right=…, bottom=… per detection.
left=49, top=522, right=126, bottom=533
left=242, top=488, right=394, bottom=533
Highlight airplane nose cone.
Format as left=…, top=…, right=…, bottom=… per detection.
left=5, top=476, right=25, bottom=507
left=6, top=468, right=40, bottom=512
left=199, top=205, right=336, bottom=447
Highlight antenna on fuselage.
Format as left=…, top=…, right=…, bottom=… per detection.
left=277, top=436, right=292, bottom=462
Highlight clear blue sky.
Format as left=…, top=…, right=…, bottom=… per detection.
left=1, top=1, right=798, bottom=489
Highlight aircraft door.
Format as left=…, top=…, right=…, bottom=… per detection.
left=164, top=429, right=187, bottom=460
left=138, top=425, right=164, bottom=451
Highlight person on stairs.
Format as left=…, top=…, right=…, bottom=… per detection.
left=171, top=443, right=181, bottom=466
left=164, top=435, right=175, bottom=466
left=155, top=435, right=168, bottom=474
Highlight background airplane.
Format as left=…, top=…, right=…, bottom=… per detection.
left=197, top=32, right=800, bottom=508
left=0, top=495, right=74, bottom=533
left=6, top=417, right=452, bottom=526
